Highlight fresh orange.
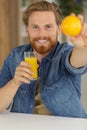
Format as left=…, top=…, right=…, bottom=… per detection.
left=61, top=15, right=82, bottom=36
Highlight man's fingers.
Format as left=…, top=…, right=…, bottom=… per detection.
left=77, top=14, right=84, bottom=24
left=20, top=61, right=31, bottom=68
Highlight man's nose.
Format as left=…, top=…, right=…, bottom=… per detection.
left=38, top=28, right=47, bottom=36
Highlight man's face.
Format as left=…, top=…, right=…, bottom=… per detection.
left=26, top=11, right=60, bottom=54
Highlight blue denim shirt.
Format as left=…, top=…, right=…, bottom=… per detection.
left=0, top=42, right=87, bottom=118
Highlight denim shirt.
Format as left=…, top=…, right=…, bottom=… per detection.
left=0, top=42, right=87, bottom=118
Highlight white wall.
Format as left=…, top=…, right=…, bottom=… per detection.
left=81, top=1, right=87, bottom=112
left=81, top=74, right=87, bottom=111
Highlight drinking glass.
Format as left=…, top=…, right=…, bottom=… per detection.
left=24, top=51, right=38, bottom=80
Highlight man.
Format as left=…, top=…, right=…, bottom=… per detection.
left=0, top=1, right=87, bottom=118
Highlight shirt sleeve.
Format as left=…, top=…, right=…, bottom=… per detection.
left=0, top=54, right=12, bottom=88
left=65, top=49, right=87, bottom=75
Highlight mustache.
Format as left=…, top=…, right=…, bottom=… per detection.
left=33, top=37, right=50, bottom=41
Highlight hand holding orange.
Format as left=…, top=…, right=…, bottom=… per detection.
left=61, top=15, right=82, bottom=36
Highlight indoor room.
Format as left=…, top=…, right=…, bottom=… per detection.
left=0, top=0, right=87, bottom=129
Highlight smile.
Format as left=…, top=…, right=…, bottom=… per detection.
left=37, top=40, right=48, bottom=44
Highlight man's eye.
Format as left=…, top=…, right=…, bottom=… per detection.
left=46, top=25, right=52, bottom=29
left=32, top=26, right=38, bottom=29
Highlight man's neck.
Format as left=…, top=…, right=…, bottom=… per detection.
left=34, top=50, right=48, bottom=63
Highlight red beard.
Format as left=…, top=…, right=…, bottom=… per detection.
left=29, top=36, right=58, bottom=54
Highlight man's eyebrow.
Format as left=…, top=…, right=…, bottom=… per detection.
left=46, top=23, right=53, bottom=25
left=30, top=24, right=38, bottom=26
left=29, top=23, right=54, bottom=28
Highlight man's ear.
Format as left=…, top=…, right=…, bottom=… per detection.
left=58, top=25, right=62, bottom=34
left=25, top=26, right=29, bottom=34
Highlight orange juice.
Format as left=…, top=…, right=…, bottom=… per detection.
left=25, top=57, right=38, bottom=79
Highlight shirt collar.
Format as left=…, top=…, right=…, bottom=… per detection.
left=43, top=41, right=60, bottom=61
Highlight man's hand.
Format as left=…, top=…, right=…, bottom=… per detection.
left=12, top=61, right=34, bottom=86
left=70, top=14, right=87, bottom=47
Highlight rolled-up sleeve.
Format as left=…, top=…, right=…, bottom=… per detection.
left=65, top=50, right=87, bottom=75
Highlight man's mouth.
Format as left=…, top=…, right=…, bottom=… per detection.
left=36, top=39, right=48, bottom=44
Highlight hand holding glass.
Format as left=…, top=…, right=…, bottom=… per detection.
left=24, top=51, right=38, bottom=80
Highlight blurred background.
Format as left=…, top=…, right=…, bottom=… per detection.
left=0, top=0, right=87, bottom=111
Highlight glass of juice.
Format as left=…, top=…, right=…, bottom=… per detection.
left=24, top=51, right=38, bottom=80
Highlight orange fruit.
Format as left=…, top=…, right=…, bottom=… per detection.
left=61, top=15, right=82, bottom=36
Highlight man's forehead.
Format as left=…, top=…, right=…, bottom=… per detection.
left=29, top=11, right=55, bottom=18
left=28, top=11, right=56, bottom=25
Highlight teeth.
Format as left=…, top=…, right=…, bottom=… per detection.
left=38, top=40, right=47, bottom=43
